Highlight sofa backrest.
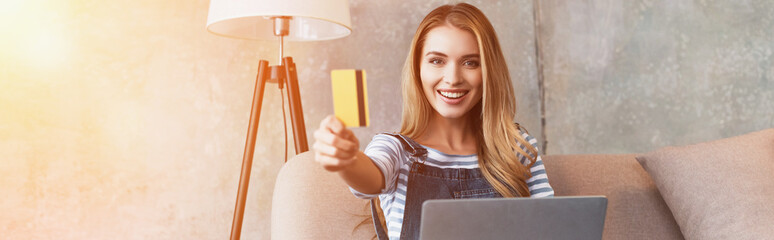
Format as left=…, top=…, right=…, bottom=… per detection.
left=271, top=153, right=684, bottom=239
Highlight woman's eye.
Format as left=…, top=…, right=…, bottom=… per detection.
left=463, top=60, right=480, bottom=68
left=429, top=58, right=444, bottom=65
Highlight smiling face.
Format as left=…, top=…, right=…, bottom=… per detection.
left=419, top=24, right=483, bottom=120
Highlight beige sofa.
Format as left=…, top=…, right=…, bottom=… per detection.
left=271, top=129, right=774, bottom=239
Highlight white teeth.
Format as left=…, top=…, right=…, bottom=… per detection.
left=439, top=91, right=467, bottom=99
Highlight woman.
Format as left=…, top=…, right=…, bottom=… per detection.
left=313, top=3, right=554, bottom=239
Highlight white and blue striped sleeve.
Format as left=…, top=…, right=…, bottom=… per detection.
left=521, top=131, right=555, bottom=198
left=349, top=134, right=404, bottom=199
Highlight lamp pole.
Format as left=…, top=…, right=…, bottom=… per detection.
left=228, top=16, right=308, bottom=240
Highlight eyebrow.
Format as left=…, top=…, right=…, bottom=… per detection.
left=425, top=51, right=480, bottom=59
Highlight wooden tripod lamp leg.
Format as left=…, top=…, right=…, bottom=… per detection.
left=283, top=57, right=309, bottom=155
left=229, top=60, right=270, bottom=240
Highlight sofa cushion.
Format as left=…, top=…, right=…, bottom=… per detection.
left=636, top=129, right=774, bottom=240
left=543, top=154, right=684, bottom=240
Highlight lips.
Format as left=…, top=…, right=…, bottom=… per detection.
left=437, top=89, right=469, bottom=105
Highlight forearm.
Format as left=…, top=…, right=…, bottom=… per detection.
left=338, top=151, right=385, bottom=195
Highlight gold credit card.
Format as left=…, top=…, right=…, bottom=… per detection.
left=331, top=69, right=369, bottom=127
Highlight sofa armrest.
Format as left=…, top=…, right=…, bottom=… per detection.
left=271, top=152, right=375, bottom=239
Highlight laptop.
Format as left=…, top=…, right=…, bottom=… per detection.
left=419, top=196, right=608, bottom=240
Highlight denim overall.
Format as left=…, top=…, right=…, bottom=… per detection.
left=370, top=133, right=503, bottom=240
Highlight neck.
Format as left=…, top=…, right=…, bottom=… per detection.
left=417, top=112, right=477, bottom=155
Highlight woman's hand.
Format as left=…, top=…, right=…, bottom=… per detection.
left=313, top=115, right=385, bottom=194
left=313, top=115, right=360, bottom=172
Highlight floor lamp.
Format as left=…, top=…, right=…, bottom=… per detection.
left=206, top=1, right=352, bottom=239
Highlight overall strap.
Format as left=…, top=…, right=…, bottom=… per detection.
left=370, top=199, right=389, bottom=240
left=514, top=122, right=529, bottom=135
left=380, top=132, right=428, bottom=162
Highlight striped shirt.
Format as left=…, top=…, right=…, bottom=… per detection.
left=350, top=131, right=555, bottom=239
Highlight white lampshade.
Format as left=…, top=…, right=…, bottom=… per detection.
left=206, top=0, right=352, bottom=41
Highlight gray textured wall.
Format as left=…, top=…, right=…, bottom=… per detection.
left=537, top=0, right=774, bottom=154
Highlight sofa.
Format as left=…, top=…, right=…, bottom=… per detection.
left=271, top=129, right=774, bottom=239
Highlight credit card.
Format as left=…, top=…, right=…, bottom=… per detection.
left=331, top=69, right=369, bottom=127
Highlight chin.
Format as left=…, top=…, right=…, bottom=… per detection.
left=435, top=107, right=471, bottom=119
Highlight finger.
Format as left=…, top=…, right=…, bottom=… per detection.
left=328, top=116, right=345, bottom=135
left=320, top=115, right=335, bottom=130
left=315, top=152, right=354, bottom=171
left=340, top=127, right=357, bottom=141
left=313, top=128, right=332, bottom=144
left=340, top=129, right=359, bottom=149
left=314, top=128, right=357, bottom=152
left=314, top=152, right=340, bottom=171
left=314, top=141, right=357, bottom=160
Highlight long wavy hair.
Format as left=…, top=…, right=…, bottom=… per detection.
left=399, top=3, right=538, bottom=197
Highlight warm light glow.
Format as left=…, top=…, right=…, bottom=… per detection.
left=0, top=0, right=24, bottom=16
left=0, top=0, right=71, bottom=71
left=22, top=29, right=70, bottom=69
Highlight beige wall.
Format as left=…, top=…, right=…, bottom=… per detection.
left=0, top=0, right=539, bottom=239
left=1, top=0, right=281, bottom=238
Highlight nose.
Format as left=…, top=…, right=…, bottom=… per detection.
left=442, top=63, right=463, bottom=86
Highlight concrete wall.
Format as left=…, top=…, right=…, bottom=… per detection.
left=536, top=0, right=774, bottom=154
left=0, top=0, right=537, bottom=239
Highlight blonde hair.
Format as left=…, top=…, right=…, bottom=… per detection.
left=399, top=3, right=538, bottom=197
